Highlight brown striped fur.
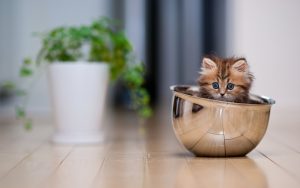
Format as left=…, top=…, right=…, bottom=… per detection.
left=197, top=55, right=254, bottom=103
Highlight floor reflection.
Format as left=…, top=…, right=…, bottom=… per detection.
left=175, top=156, right=268, bottom=188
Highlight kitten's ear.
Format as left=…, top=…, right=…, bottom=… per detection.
left=202, top=57, right=217, bottom=71
left=232, top=59, right=248, bottom=73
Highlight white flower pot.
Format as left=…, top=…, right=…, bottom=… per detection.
left=47, top=62, right=109, bottom=144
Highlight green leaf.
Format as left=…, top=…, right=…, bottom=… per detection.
left=24, top=119, right=32, bottom=130
left=23, top=58, right=32, bottom=65
left=1, top=81, right=15, bottom=90
left=16, top=106, right=26, bottom=118
left=16, top=89, right=27, bottom=96
left=139, top=91, right=150, bottom=105
left=20, top=66, right=33, bottom=77
left=139, top=107, right=152, bottom=118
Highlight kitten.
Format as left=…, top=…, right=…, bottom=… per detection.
left=197, top=55, right=254, bottom=103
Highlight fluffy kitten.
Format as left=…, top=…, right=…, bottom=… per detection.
left=197, top=55, right=254, bottom=103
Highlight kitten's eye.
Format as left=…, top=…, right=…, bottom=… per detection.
left=212, top=82, right=219, bottom=89
left=227, top=83, right=235, bottom=90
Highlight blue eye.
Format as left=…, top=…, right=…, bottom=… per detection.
left=212, top=82, right=219, bottom=89
left=227, top=83, right=235, bottom=90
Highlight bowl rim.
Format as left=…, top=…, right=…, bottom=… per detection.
left=170, top=85, right=275, bottom=107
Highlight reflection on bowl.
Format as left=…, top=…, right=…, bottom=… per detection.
left=170, top=85, right=275, bottom=157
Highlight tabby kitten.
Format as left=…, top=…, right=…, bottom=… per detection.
left=197, top=55, right=254, bottom=103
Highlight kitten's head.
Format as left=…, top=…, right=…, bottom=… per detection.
left=198, top=55, right=254, bottom=103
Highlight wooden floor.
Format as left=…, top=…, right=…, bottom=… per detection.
left=0, top=105, right=300, bottom=188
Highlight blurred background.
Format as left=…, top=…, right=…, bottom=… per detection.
left=0, top=0, right=299, bottom=118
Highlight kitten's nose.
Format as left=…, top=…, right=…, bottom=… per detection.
left=220, top=93, right=225, bottom=97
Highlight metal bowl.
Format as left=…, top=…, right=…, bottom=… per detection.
left=170, top=85, right=275, bottom=157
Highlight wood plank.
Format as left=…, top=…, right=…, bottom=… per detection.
left=91, top=153, right=144, bottom=188
left=266, top=106, right=300, bottom=152
left=0, top=143, right=73, bottom=188
left=229, top=151, right=300, bottom=188
left=0, top=142, right=42, bottom=179
left=187, top=157, right=252, bottom=188
left=0, top=122, right=50, bottom=180
left=0, top=153, right=29, bottom=178
left=255, top=135, right=300, bottom=181
left=269, top=129, right=300, bottom=153
left=144, top=152, right=191, bottom=188
left=41, top=145, right=107, bottom=188
left=227, top=156, right=268, bottom=188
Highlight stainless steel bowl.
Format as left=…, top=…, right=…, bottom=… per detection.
left=170, top=85, right=275, bottom=157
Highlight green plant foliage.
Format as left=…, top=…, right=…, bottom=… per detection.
left=1, top=81, right=16, bottom=90
left=18, top=17, right=152, bottom=127
left=0, top=81, right=32, bottom=129
left=0, top=81, right=16, bottom=101
left=122, top=63, right=152, bottom=118
left=16, top=106, right=26, bottom=118
left=24, top=119, right=32, bottom=130
left=16, top=89, right=27, bottom=96
left=20, top=67, right=33, bottom=77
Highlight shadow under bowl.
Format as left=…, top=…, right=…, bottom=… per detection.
left=170, top=85, right=275, bottom=157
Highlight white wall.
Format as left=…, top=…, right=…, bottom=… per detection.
left=227, top=0, right=300, bottom=107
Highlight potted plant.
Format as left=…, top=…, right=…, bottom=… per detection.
left=18, top=17, right=152, bottom=143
